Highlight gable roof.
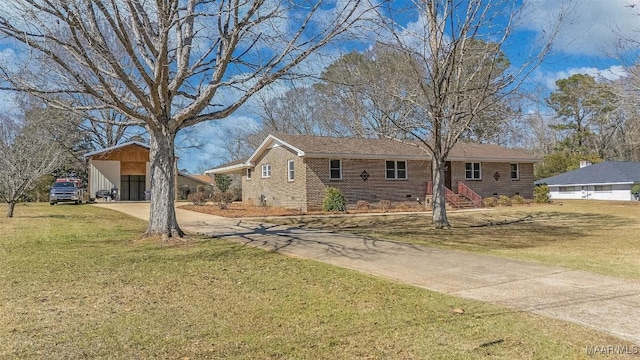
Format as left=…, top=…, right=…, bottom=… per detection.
left=84, top=141, right=150, bottom=158
left=178, top=173, right=214, bottom=184
left=536, top=161, right=640, bottom=186
left=209, top=134, right=539, bottom=174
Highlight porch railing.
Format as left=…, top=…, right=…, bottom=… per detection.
left=426, top=181, right=483, bottom=208
left=426, top=181, right=463, bottom=209
left=457, top=181, right=483, bottom=207
left=444, top=186, right=461, bottom=208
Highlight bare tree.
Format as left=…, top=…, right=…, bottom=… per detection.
left=0, top=0, right=375, bottom=238
left=82, top=109, right=146, bottom=149
left=0, top=116, right=66, bottom=217
left=376, top=0, right=561, bottom=228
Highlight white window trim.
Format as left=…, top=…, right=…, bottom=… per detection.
left=465, top=162, right=482, bottom=180
left=246, top=168, right=252, bottom=180
left=329, top=159, right=342, bottom=180
left=385, top=160, right=408, bottom=180
left=287, top=159, right=295, bottom=182
left=510, top=163, right=520, bottom=181
left=261, top=164, right=271, bottom=178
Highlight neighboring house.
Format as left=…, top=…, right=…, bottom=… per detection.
left=207, top=134, right=539, bottom=211
left=85, top=142, right=211, bottom=201
left=178, top=173, right=215, bottom=197
left=535, top=161, right=640, bottom=201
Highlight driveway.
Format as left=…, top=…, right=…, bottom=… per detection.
left=95, top=202, right=640, bottom=345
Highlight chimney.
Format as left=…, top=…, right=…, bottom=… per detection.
left=580, top=160, right=592, bottom=168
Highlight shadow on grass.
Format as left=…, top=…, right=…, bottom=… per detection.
left=257, top=211, right=630, bottom=251
left=205, top=220, right=424, bottom=260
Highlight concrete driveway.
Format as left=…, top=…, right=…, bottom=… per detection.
left=95, top=202, right=640, bottom=345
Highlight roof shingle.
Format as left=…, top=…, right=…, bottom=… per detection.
left=536, top=162, right=640, bottom=186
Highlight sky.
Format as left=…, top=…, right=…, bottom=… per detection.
left=182, top=0, right=640, bottom=173
left=0, top=0, right=639, bottom=173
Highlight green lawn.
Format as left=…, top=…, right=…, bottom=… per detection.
left=0, top=203, right=636, bottom=359
left=263, top=200, right=640, bottom=279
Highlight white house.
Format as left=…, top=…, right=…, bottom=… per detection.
left=536, top=161, right=640, bottom=201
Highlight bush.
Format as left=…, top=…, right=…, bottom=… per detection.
left=187, top=191, right=209, bottom=205
left=211, top=190, right=235, bottom=210
left=482, top=197, right=497, bottom=207
left=511, top=195, right=527, bottom=205
left=632, top=184, right=640, bottom=200
left=379, top=200, right=392, bottom=212
left=230, top=186, right=242, bottom=202
left=322, top=186, right=346, bottom=212
left=179, top=185, right=191, bottom=200
left=355, top=200, right=370, bottom=211
left=497, top=195, right=512, bottom=206
left=215, top=174, right=232, bottom=192
left=533, top=185, right=551, bottom=203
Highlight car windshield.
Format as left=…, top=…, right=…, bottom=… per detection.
left=53, top=182, right=76, bottom=188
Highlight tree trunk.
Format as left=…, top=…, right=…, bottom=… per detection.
left=7, top=201, right=16, bottom=218
left=431, top=157, right=450, bottom=229
left=145, top=128, right=185, bottom=239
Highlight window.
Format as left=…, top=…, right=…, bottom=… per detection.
left=510, top=164, right=519, bottom=180
left=246, top=168, right=252, bottom=180
left=386, top=160, right=407, bottom=179
left=329, top=159, right=342, bottom=180
left=287, top=160, right=295, bottom=181
left=465, top=162, right=481, bottom=180
left=261, top=164, right=271, bottom=178
left=594, top=185, right=612, bottom=192
left=559, top=186, right=576, bottom=192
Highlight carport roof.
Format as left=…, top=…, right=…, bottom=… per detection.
left=83, top=141, right=150, bottom=158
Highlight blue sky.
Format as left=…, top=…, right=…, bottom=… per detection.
left=182, top=0, right=640, bottom=173
left=1, top=0, right=639, bottom=173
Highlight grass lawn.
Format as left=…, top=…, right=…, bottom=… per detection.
left=1, top=203, right=637, bottom=359
left=259, top=200, right=640, bottom=280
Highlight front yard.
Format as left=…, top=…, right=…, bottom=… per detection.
left=1, top=203, right=636, bottom=358
left=255, top=200, right=640, bottom=279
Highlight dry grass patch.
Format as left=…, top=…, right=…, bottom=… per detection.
left=181, top=201, right=427, bottom=218
left=260, top=200, right=640, bottom=279
left=0, top=203, right=636, bottom=359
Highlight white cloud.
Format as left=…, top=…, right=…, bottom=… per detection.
left=537, top=65, right=629, bottom=90
left=522, top=0, right=640, bottom=56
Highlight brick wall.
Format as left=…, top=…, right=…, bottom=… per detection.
left=450, top=161, right=534, bottom=198
left=242, top=146, right=307, bottom=210
left=305, top=158, right=431, bottom=210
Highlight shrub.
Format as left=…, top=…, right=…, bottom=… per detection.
left=355, top=200, right=370, bottom=211
left=215, top=174, right=232, bottom=192
left=497, top=195, right=512, bottom=206
left=211, top=190, right=235, bottom=210
left=322, top=186, right=346, bottom=212
left=179, top=185, right=191, bottom=200
left=230, top=186, right=242, bottom=202
left=511, top=195, right=527, bottom=205
left=379, top=200, right=392, bottom=212
left=482, top=197, right=497, bottom=207
left=533, top=185, right=551, bottom=203
left=632, top=184, right=640, bottom=200
left=187, top=191, right=209, bottom=205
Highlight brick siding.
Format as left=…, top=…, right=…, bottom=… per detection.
left=242, top=146, right=307, bottom=210
left=305, top=158, right=431, bottom=210
left=450, top=161, right=534, bottom=198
